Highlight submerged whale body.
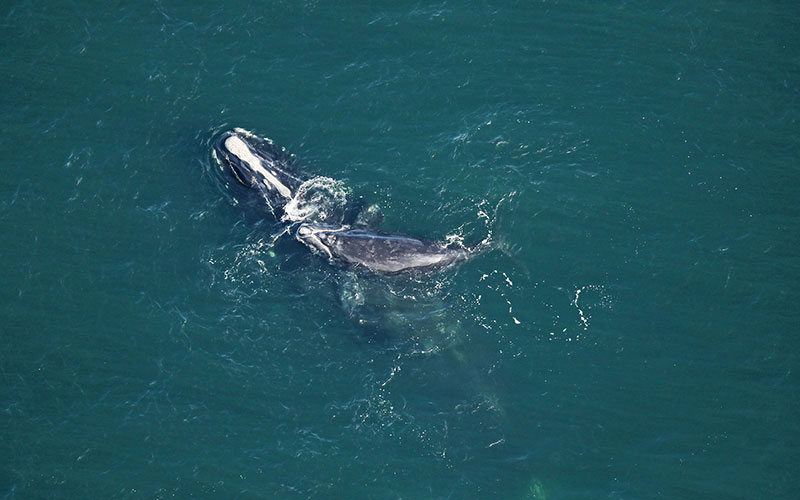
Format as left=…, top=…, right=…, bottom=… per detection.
left=213, top=128, right=305, bottom=217
left=295, top=223, right=472, bottom=274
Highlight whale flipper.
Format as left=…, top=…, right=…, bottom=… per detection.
left=352, top=203, right=384, bottom=229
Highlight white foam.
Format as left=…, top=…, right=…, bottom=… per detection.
left=282, top=177, right=347, bottom=223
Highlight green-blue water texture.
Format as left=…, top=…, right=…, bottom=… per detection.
left=2, top=1, right=798, bottom=499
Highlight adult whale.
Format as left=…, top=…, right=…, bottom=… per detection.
left=213, top=128, right=487, bottom=274
left=295, top=223, right=477, bottom=274
left=213, top=128, right=306, bottom=218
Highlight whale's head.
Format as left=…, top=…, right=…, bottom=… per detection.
left=213, top=128, right=296, bottom=202
left=296, top=223, right=342, bottom=259
left=213, top=129, right=262, bottom=186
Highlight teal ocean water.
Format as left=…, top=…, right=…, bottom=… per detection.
left=2, top=1, right=798, bottom=498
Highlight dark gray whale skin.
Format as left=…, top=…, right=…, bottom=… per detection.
left=213, top=128, right=305, bottom=217
left=295, top=223, right=471, bottom=274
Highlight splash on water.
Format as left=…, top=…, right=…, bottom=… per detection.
left=282, top=176, right=348, bottom=225
left=571, top=284, right=614, bottom=331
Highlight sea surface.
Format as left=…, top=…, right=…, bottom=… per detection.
left=2, top=1, right=798, bottom=499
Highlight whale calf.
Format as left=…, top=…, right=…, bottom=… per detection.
left=295, top=223, right=473, bottom=274
left=213, top=128, right=305, bottom=217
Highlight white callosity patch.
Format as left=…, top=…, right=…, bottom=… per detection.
left=223, top=135, right=292, bottom=199
left=295, top=224, right=349, bottom=259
